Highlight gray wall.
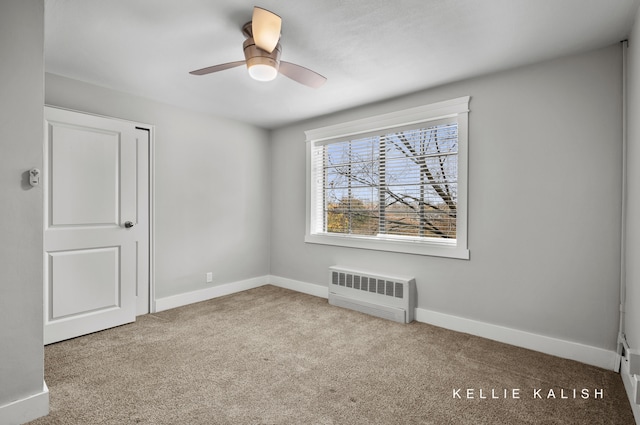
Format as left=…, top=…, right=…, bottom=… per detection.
left=0, top=4, right=631, bottom=418
left=271, top=45, right=623, bottom=351
left=625, top=6, right=640, bottom=353
left=0, top=0, right=45, bottom=407
left=45, top=74, right=271, bottom=299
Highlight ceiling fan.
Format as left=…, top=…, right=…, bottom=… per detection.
left=189, top=6, right=327, bottom=88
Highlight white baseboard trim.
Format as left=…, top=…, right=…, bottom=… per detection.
left=621, top=355, right=640, bottom=424
left=0, top=381, right=49, bottom=425
left=415, top=308, right=617, bottom=371
left=154, top=276, right=270, bottom=312
left=268, top=275, right=329, bottom=299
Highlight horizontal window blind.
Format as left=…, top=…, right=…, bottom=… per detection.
left=312, top=123, right=458, bottom=240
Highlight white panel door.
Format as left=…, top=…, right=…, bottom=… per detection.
left=44, top=107, right=148, bottom=344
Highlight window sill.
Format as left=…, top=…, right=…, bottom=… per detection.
left=305, top=233, right=470, bottom=259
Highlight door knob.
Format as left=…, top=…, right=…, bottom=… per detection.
left=124, top=221, right=134, bottom=228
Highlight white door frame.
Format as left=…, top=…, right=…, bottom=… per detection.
left=135, top=123, right=156, bottom=315
left=134, top=125, right=154, bottom=316
left=44, top=105, right=156, bottom=319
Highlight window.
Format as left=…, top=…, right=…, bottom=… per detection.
left=305, top=97, right=469, bottom=259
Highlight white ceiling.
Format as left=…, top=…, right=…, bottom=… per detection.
left=45, top=0, right=639, bottom=129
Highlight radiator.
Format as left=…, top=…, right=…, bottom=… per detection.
left=328, top=266, right=416, bottom=323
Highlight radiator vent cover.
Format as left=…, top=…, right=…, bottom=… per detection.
left=328, top=266, right=416, bottom=323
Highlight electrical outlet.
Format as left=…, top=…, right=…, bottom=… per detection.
left=206, top=272, right=213, bottom=283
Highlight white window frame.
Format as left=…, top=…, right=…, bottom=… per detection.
left=305, top=96, right=470, bottom=259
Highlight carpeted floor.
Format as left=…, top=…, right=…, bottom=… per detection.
left=29, top=285, right=635, bottom=424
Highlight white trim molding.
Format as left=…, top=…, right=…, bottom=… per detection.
left=0, top=382, right=49, bottom=425
left=621, top=353, right=640, bottom=423
left=304, top=233, right=470, bottom=259
left=620, top=333, right=640, bottom=423
left=153, top=276, right=327, bottom=313
left=304, top=96, right=470, bottom=143
left=268, top=275, right=329, bottom=299
left=415, top=308, right=618, bottom=371
left=154, top=276, right=269, bottom=312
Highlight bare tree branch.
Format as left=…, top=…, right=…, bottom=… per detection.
left=390, top=133, right=456, bottom=212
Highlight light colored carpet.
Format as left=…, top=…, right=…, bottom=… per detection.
left=29, top=285, right=634, bottom=424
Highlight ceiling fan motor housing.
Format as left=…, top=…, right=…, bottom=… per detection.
left=243, top=38, right=282, bottom=71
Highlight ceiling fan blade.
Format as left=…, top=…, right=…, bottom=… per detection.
left=279, top=61, right=327, bottom=88
left=189, top=61, right=246, bottom=75
left=252, top=6, right=281, bottom=53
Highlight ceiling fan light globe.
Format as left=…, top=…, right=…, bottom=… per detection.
left=248, top=63, right=278, bottom=81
